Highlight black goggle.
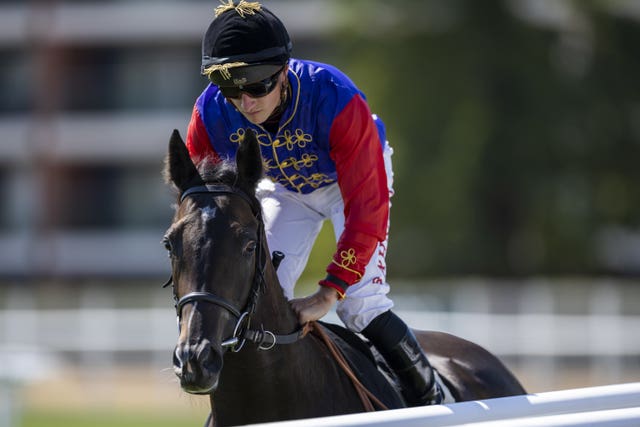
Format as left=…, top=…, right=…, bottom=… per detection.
left=215, top=67, right=283, bottom=99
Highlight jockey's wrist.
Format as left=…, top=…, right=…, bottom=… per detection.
left=326, top=261, right=362, bottom=285
left=317, top=284, right=340, bottom=303
left=319, top=274, right=347, bottom=300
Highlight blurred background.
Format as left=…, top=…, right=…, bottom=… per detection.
left=1, top=0, right=639, bottom=426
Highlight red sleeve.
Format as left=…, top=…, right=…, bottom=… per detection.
left=186, top=105, right=219, bottom=164
left=321, top=94, right=389, bottom=291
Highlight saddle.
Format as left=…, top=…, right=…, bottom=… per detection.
left=314, top=321, right=406, bottom=410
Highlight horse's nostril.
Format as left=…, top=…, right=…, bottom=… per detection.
left=173, top=344, right=192, bottom=371
left=172, top=340, right=221, bottom=394
left=173, top=341, right=218, bottom=374
left=196, top=340, right=212, bottom=364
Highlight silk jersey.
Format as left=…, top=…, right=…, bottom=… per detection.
left=186, top=58, right=390, bottom=293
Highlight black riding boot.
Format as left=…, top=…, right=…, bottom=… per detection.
left=362, top=310, right=443, bottom=407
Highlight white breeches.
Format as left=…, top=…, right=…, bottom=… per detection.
left=257, top=144, right=395, bottom=332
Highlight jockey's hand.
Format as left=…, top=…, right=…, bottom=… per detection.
left=290, top=285, right=339, bottom=324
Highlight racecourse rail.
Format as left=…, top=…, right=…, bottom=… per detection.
left=244, top=383, right=640, bottom=427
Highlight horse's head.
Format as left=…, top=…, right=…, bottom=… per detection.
left=163, top=129, right=264, bottom=394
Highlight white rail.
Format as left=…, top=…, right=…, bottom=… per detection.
left=1, top=281, right=639, bottom=394
left=2, top=307, right=640, bottom=356
left=2, top=306, right=639, bottom=377
left=244, top=383, right=640, bottom=427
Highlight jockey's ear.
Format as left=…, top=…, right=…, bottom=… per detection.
left=236, top=128, right=263, bottom=193
left=165, top=129, right=204, bottom=193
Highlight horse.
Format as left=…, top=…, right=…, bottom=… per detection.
left=162, top=128, right=526, bottom=426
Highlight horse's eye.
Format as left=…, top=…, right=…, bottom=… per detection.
left=244, top=240, right=257, bottom=255
left=162, top=237, right=173, bottom=254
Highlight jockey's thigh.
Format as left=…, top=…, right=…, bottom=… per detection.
left=258, top=180, right=331, bottom=299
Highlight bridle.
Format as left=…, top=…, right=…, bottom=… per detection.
left=164, top=183, right=304, bottom=352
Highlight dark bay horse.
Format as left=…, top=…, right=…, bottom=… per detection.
left=162, top=129, right=525, bottom=426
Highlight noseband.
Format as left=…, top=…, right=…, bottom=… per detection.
left=164, top=184, right=303, bottom=352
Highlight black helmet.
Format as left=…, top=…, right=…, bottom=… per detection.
left=201, top=1, right=292, bottom=86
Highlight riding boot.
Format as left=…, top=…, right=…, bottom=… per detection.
left=362, top=310, right=443, bottom=407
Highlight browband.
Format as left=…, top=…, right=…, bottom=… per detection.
left=180, top=184, right=259, bottom=215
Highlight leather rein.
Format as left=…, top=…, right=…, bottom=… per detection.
left=163, top=184, right=305, bottom=352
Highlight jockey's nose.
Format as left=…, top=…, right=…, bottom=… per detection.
left=239, top=92, right=258, bottom=109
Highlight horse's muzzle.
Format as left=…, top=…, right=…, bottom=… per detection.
left=173, top=339, right=222, bottom=394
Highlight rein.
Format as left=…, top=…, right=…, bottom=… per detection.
left=164, top=183, right=304, bottom=352
left=308, top=322, right=388, bottom=412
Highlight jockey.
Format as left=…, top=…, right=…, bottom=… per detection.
left=186, top=0, right=442, bottom=407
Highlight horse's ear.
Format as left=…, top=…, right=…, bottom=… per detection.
left=236, top=129, right=263, bottom=192
left=165, top=129, right=204, bottom=192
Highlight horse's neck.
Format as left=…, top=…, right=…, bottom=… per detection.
left=212, top=263, right=366, bottom=423
left=226, top=261, right=321, bottom=379
left=253, top=260, right=299, bottom=332
left=218, top=264, right=315, bottom=390
left=214, top=331, right=363, bottom=424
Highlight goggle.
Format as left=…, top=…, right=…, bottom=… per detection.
left=215, top=67, right=284, bottom=99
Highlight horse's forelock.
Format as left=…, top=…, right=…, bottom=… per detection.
left=197, top=156, right=237, bottom=186
left=167, top=154, right=260, bottom=210
left=197, top=155, right=262, bottom=212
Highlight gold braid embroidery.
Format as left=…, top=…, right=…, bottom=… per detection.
left=215, top=1, right=262, bottom=18
left=279, top=173, right=332, bottom=191
left=332, top=248, right=363, bottom=279
left=278, top=154, right=318, bottom=171
left=229, top=128, right=246, bottom=144
left=228, top=127, right=330, bottom=191
left=306, top=173, right=333, bottom=188
left=203, top=62, right=249, bottom=81
left=230, top=129, right=270, bottom=147
left=278, top=129, right=312, bottom=150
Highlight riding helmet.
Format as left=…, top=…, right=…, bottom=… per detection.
left=201, top=1, right=293, bottom=87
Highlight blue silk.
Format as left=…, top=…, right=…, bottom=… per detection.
left=195, top=58, right=386, bottom=194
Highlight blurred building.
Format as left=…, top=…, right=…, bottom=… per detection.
left=0, top=0, right=333, bottom=279
left=2, top=0, right=639, bottom=279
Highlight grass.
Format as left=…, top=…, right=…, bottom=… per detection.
left=22, top=409, right=207, bottom=427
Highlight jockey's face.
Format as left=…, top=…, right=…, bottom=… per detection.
left=228, top=67, right=287, bottom=126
